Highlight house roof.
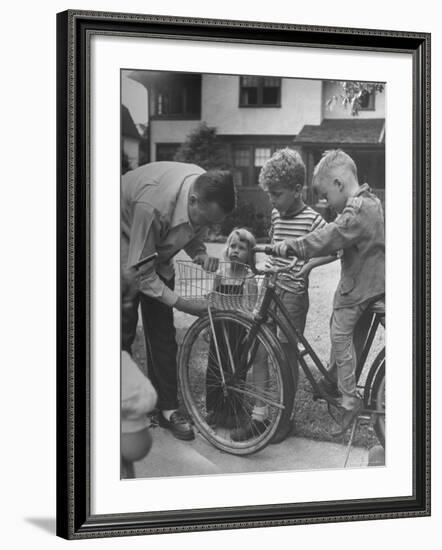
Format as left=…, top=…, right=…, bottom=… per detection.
left=294, top=118, right=385, bottom=145
left=121, top=105, right=141, bottom=140
left=129, top=70, right=201, bottom=89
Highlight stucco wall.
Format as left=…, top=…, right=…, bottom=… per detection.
left=322, top=80, right=386, bottom=119
left=201, top=75, right=322, bottom=135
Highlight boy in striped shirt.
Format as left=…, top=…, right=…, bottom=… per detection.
left=231, top=148, right=335, bottom=443
left=261, top=148, right=334, bottom=339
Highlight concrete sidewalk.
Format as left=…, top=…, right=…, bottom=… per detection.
left=134, top=426, right=369, bottom=479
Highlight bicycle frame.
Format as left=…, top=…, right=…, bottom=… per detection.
left=235, top=273, right=384, bottom=407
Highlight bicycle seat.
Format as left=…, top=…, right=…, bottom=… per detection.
left=368, top=298, right=385, bottom=314
left=368, top=297, right=385, bottom=326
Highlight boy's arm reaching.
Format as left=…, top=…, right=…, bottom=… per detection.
left=295, top=255, right=337, bottom=279
left=274, top=205, right=365, bottom=260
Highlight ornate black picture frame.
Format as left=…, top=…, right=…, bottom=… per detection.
left=56, top=9, right=430, bottom=539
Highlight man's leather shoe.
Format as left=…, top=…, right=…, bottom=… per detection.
left=158, top=411, right=195, bottom=441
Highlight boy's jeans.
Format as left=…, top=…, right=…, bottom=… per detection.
left=330, top=299, right=372, bottom=410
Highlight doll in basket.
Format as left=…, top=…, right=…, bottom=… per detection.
left=205, top=228, right=258, bottom=428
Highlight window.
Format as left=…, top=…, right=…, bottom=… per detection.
left=254, top=148, right=272, bottom=167
left=239, top=76, right=281, bottom=107
left=234, top=148, right=251, bottom=167
left=254, top=148, right=272, bottom=184
left=231, top=144, right=288, bottom=187
left=233, top=147, right=252, bottom=187
left=154, top=74, right=201, bottom=118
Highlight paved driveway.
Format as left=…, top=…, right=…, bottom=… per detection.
left=134, top=426, right=369, bottom=479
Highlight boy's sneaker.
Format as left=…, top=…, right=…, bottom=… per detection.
left=230, top=418, right=270, bottom=442
left=331, top=398, right=364, bottom=436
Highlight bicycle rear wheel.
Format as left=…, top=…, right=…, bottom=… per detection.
left=363, top=349, right=385, bottom=448
left=178, top=311, right=294, bottom=455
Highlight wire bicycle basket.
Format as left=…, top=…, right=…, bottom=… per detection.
left=176, top=260, right=265, bottom=314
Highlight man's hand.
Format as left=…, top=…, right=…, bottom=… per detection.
left=272, top=241, right=298, bottom=259
left=174, top=297, right=208, bottom=316
left=193, top=253, right=219, bottom=273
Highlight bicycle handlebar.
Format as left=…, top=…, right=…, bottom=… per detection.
left=253, top=244, right=296, bottom=259
left=251, top=245, right=298, bottom=275
left=253, top=245, right=275, bottom=256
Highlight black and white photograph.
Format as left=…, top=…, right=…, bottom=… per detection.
left=120, top=69, right=386, bottom=480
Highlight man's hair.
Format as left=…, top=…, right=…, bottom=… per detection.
left=313, top=149, right=358, bottom=184
left=194, top=170, right=236, bottom=213
left=258, top=148, right=305, bottom=191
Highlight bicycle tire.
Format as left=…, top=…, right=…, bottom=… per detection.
left=178, top=311, right=294, bottom=455
left=363, top=349, right=385, bottom=448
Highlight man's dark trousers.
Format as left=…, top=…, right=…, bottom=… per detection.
left=139, top=277, right=179, bottom=411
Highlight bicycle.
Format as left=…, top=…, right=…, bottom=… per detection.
left=177, top=247, right=385, bottom=457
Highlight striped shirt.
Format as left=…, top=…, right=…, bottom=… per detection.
left=266, top=206, right=327, bottom=288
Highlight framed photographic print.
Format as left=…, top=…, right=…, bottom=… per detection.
left=56, top=9, right=430, bottom=539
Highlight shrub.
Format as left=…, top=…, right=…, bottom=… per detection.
left=173, top=122, right=230, bottom=170
left=220, top=200, right=270, bottom=239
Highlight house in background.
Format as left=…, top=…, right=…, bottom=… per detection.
left=129, top=72, right=385, bottom=212
left=121, top=104, right=142, bottom=172
left=295, top=80, right=385, bottom=206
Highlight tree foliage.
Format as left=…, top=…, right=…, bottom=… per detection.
left=327, top=81, right=385, bottom=116
left=173, top=122, right=230, bottom=170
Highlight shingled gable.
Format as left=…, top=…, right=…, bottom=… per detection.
left=294, top=118, right=385, bottom=145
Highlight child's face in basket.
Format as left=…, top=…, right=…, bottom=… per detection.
left=227, top=235, right=249, bottom=264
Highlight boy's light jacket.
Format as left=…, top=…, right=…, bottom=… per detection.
left=288, top=184, right=385, bottom=309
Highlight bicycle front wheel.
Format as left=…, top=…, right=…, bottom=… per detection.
left=178, top=311, right=294, bottom=455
